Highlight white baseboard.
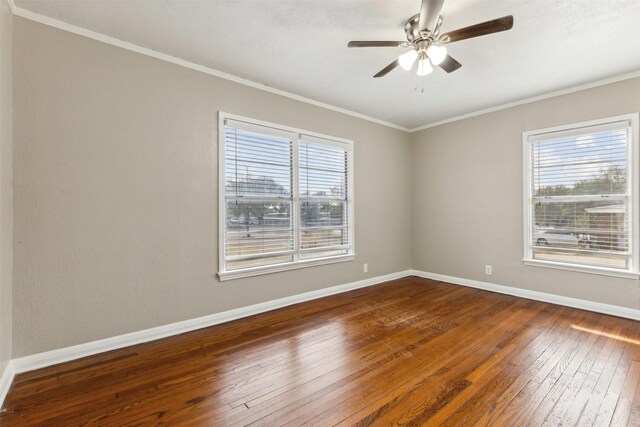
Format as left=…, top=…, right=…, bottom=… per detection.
left=9, top=268, right=637, bottom=386
left=411, top=270, right=640, bottom=321
left=12, top=270, right=412, bottom=374
left=0, top=361, right=15, bottom=408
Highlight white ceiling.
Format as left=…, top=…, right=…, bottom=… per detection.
left=14, top=0, right=640, bottom=130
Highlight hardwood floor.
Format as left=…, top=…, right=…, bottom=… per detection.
left=1, top=276, right=639, bottom=426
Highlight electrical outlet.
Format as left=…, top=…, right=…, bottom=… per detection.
left=363, top=263, right=368, bottom=273
left=485, top=265, right=492, bottom=275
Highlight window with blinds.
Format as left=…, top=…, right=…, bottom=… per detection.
left=219, top=113, right=354, bottom=280
left=523, top=114, right=639, bottom=277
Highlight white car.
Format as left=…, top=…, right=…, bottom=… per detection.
left=534, top=231, right=580, bottom=247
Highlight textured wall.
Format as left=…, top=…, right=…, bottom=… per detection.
left=411, top=77, right=640, bottom=310
left=13, top=10, right=640, bottom=361
left=12, top=18, right=412, bottom=357
left=0, top=1, right=13, bottom=375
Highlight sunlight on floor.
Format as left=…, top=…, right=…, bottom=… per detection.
left=571, top=324, right=640, bottom=346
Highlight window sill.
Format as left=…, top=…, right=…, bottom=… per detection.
left=218, top=254, right=356, bottom=281
left=522, top=258, right=640, bottom=280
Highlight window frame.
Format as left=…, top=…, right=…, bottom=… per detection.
left=217, top=112, right=355, bottom=281
left=522, top=113, right=640, bottom=279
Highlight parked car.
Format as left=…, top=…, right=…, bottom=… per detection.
left=534, top=231, right=593, bottom=249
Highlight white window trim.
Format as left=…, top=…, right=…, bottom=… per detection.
left=217, top=112, right=355, bottom=281
left=522, top=113, right=640, bottom=280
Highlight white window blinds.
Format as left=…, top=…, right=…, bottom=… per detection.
left=220, top=115, right=354, bottom=278
left=224, top=121, right=295, bottom=271
left=525, top=116, right=638, bottom=274
left=299, top=137, right=351, bottom=259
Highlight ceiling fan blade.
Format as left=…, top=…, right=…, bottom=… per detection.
left=374, top=59, right=400, bottom=78
left=418, top=0, right=445, bottom=33
left=348, top=41, right=411, bottom=48
left=440, top=15, right=514, bottom=44
left=438, top=55, right=462, bottom=73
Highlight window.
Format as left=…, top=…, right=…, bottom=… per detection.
left=218, top=112, right=354, bottom=280
left=523, top=114, right=639, bottom=278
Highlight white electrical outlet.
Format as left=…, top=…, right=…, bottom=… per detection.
left=363, top=263, right=368, bottom=273
left=485, top=265, right=492, bottom=275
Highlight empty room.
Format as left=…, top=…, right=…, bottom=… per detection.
left=0, top=0, right=640, bottom=425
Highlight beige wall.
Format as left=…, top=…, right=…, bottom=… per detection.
left=10, top=13, right=640, bottom=360
left=0, top=1, right=13, bottom=375
left=12, top=18, right=412, bottom=357
left=412, top=77, right=640, bottom=310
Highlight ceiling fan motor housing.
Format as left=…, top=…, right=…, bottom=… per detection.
left=404, top=14, right=443, bottom=45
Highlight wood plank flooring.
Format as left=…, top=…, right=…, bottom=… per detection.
left=1, top=276, right=639, bottom=426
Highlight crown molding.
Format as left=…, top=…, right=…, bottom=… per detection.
left=7, top=1, right=410, bottom=133
left=6, top=0, right=640, bottom=135
left=408, top=69, right=640, bottom=133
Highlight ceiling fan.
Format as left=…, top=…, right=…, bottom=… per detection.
left=348, top=0, right=513, bottom=78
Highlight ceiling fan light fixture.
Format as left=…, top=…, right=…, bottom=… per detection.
left=416, top=57, right=433, bottom=76
left=426, top=45, right=447, bottom=65
left=398, top=50, right=418, bottom=71
left=347, top=0, right=514, bottom=79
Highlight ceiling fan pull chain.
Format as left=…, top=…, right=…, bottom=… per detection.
left=414, top=73, right=425, bottom=93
